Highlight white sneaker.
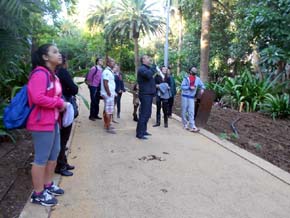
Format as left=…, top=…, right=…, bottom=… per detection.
left=189, top=127, right=200, bottom=132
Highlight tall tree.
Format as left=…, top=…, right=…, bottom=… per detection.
left=105, top=0, right=164, bottom=74
left=87, top=0, right=115, bottom=57
left=170, top=0, right=184, bottom=75
left=200, top=0, right=212, bottom=82
left=87, top=0, right=114, bottom=28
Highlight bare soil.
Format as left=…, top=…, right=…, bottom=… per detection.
left=0, top=87, right=289, bottom=218
left=173, top=94, right=290, bottom=173
left=0, top=131, right=33, bottom=218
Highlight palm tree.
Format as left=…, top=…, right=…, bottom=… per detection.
left=200, top=0, right=212, bottom=82
left=105, top=0, right=164, bottom=74
left=87, top=0, right=115, bottom=58
left=87, top=0, right=114, bottom=28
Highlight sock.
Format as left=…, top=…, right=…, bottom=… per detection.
left=34, top=190, right=43, bottom=196
left=44, top=182, right=53, bottom=188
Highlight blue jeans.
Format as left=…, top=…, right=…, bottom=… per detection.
left=136, top=94, right=153, bottom=137
left=181, top=96, right=196, bottom=129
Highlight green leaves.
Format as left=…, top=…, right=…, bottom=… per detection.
left=245, top=0, right=290, bottom=66
left=261, top=93, right=290, bottom=119
left=207, top=70, right=288, bottom=117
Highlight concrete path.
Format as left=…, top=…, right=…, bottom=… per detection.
left=21, top=84, right=290, bottom=218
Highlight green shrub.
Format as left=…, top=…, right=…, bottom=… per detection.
left=0, top=101, right=15, bottom=142
left=261, top=93, right=290, bottom=119
left=174, top=71, right=187, bottom=93
left=206, top=81, right=224, bottom=101
left=123, top=73, right=136, bottom=84
left=219, top=70, right=284, bottom=112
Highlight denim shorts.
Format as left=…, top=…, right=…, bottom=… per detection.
left=31, top=123, right=60, bottom=166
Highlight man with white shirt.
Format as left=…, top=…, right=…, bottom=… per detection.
left=101, top=57, right=116, bottom=134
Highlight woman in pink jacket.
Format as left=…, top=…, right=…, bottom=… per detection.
left=27, top=44, right=67, bottom=206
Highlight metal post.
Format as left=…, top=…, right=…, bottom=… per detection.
left=164, top=0, right=170, bottom=67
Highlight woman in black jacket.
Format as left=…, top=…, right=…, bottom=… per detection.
left=55, top=54, right=78, bottom=176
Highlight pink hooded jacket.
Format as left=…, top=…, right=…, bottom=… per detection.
left=26, top=66, right=64, bottom=131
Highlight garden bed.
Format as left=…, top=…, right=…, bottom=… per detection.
left=173, top=94, right=290, bottom=173
left=0, top=131, right=33, bottom=218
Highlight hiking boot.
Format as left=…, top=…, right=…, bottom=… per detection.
left=30, top=190, right=58, bottom=207
left=45, top=182, right=64, bottom=196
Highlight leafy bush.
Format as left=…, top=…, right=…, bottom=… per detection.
left=261, top=93, right=290, bottom=120
left=174, top=71, right=187, bottom=93
left=123, top=73, right=136, bottom=84
left=206, top=80, right=224, bottom=101
left=0, top=101, right=15, bottom=142
left=0, top=60, right=31, bottom=100
left=219, top=70, right=284, bottom=112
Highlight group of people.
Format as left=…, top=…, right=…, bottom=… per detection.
left=136, top=54, right=205, bottom=139
left=85, top=57, right=125, bottom=134
left=25, top=43, right=205, bottom=207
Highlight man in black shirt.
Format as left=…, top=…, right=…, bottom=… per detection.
left=136, top=55, right=156, bottom=140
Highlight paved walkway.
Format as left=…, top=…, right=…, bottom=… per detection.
left=20, top=84, right=290, bottom=218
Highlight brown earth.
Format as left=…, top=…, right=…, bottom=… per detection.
left=173, top=94, right=290, bottom=173
left=0, top=88, right=290, bottom=218
left=0, top=131, right=33, bottom=218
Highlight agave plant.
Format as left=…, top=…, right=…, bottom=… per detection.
left=219, top=70, right=286, bottom=112
left=261, top=93, right=290, bottom=120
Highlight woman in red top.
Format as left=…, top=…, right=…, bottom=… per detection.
left=27, top=44, right=67, bottom=206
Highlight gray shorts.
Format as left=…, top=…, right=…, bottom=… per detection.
left=31, top=123, right=60, bottom=166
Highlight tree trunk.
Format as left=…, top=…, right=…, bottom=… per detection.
left=177, top=8, right=183, bottom=75
left=200, top=0, right=212, bottom=82
left=134, top=37, right=139, bottom=75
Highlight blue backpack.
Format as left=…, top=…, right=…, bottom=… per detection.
left=3, top=70, right=50, bottom=129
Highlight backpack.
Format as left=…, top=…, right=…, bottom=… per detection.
left=85, top=66, right=98, bottom=85
left=3, top=70, right=50, bottom=130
